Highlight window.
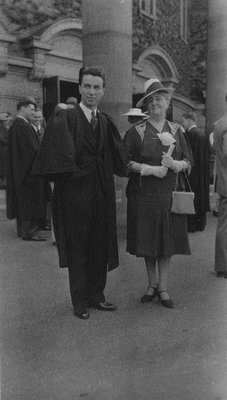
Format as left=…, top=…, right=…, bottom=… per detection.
left=180, top=0, right=188, bottom=42
left=139, top=0, right=156, bottom=19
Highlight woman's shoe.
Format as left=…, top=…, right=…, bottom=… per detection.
left=157, top=290, right=174, bottom=309
left=141, top=287, right=157, bottom=303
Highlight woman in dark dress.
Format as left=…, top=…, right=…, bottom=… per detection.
left=123, top=79, right=192, bottom=308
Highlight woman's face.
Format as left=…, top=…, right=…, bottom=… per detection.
left=146, top=92, right=170, bottom=118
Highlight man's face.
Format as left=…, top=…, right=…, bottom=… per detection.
left=79, top=74, right=105, bottom=109
left=32, top=111, right=43, bottom=127
left=0, top=113, right=11, bottom=128
left=22, top=104, right=36, bottom=121
left=182, top=117, right=189, bottom=131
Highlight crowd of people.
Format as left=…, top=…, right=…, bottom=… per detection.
left=0, top=65, right=226, bottom=320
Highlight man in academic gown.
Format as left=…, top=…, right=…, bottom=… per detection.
left=213, top=94, right=227, bottom=278
left=182, top=111, right=210, bottom=232
left=7, top=97, right=46, bottom=241
left=32, top=66, right=127, bottom=319
left=0, top=112, right=10, bottom=188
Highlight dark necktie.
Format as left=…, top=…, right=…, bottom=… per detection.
left=90, top=110, right=98, bottom=130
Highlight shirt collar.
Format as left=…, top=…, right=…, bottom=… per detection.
left=17, top=115, right=29, bottom=123
left=31, top=124, right=39, bottom=132
left=79, top=102, right=97, bottom=122
left=188, top=124, right=197, bottom=131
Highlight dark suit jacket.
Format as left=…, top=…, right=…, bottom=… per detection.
left=7, top=117, right=45, bottom=220
left=32, top=105, right=127, bottom=270
left=184, top=126, right=210, bottom=214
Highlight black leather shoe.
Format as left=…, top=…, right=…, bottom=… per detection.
left=141, top=287, right=157, bottom=303
left=90, top=301, right=116, bottom=311
left=157, top=290, right=174, bottom=309
left=74, top=305, right=89, bottom=320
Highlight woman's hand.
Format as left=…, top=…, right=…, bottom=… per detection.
left=141, top=164, right=168, bottom=178
left=161, top=153, right=183, bottom=173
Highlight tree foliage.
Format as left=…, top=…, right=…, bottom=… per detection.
left=2, top=0, right=81, bottom=32
left=189, top=0, right=207, bottom=102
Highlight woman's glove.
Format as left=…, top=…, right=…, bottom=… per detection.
left=161, top=153, right=183, bottom=173
left=141, top=164, right=168, bottom=178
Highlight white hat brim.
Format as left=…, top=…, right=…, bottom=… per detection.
left=122, top=111, right=147, bottom=116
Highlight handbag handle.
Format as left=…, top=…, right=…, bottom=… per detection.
left=175, top=170, right=193, bottom=192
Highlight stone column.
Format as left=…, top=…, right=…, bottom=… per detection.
left=206, top=0, right=227, bottom=133
left=82, top=0, right=132, bottom=132
left=82, top=0, right=132, bottom=220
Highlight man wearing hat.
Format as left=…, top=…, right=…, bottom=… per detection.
left=7, top=97, right=46, bottom=241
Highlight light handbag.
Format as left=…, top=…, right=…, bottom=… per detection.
left=171, top=171, right=195, bottom=215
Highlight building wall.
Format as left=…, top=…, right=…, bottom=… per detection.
left=0, top=0, right=207, bottom=119
left=132, top=0, right=194, bottom=98
left=0, top=66, right=42, bottom=114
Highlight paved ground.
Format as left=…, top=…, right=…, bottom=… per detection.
left=0, top=192, right=227, bottom=400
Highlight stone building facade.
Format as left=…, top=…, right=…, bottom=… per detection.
left=0, top=0, right=206, bottom=127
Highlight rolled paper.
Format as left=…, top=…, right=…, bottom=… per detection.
left=166, top=143, right=175, bottom=156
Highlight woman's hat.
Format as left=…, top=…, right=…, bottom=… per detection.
left=136, top=79, right=174, bottom=107
left=122, top=108, right=147, bottom=117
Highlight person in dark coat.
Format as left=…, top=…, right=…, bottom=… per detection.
left=32, top=66, right=127, bottom=319
left=31, top=109, right=51, bottom=231
left=124, top=79, right=192, bottom=309
left=31, top=109, right=46, bottom=143
left=7, top=97, right=46, bottom=241
left=0, top=112, right=11, bottom=189
left=213, top=95, right=227, bottom=278
left=182, top=112, right=210, bottom=232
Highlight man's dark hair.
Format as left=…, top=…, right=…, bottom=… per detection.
left=225, top=93, right=227, bottom=103
left=79, top=66, right=106, bottom=87
left=17, top=97, right=37, bottom=111
left=66, top=97, right=78, bottom=106
left=182, top=111, right=197, bottom=122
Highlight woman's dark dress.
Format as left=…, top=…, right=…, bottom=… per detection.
left=124, top=120, right=192, bottom=258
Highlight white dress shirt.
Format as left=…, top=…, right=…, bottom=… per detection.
left=79, top=102, right=97, bottom=123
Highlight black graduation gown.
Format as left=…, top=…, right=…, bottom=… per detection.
left=184, top=127, right=210, bottom=231
left=32, top=105, right=127, bottom=271
left=6, top=117, right=46, bottom=221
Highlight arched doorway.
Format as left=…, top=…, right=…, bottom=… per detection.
left=132, top=46, right=180, bottom=121
left=40, top=19, right=82, bottom=120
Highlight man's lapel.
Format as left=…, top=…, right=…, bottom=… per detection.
left=97, top=111, right=106, bottom=151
